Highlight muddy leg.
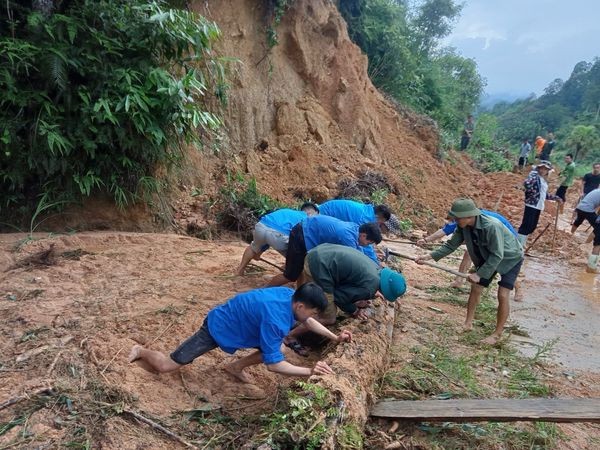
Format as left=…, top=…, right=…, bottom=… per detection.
left=464, top=284, right=483, bottom=331
left=265, top=273, right=292, bottom=287
left=451, top=251, right=471, bottom=288
left=237, top=246, right=260, bottom=276
left=481, top=286, right=510, bottom=345
left=128, top=345, right=182, bottom=373
left=224, top=350, right=264, bottom=383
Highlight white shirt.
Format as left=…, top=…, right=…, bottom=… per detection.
left=534, top=176, right=548, bottom=210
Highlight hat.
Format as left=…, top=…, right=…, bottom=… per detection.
left=379, top=268, right=406, bottom=302
left=384, top=214, right=402, bottom=235
left=448, top=198, right=481, bottom=218
left=536, top=160, right=553, bottom=170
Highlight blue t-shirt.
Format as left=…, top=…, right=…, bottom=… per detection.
left=259, top=209, right=307, bottom=235
left=319, top=199, right=375, bottom=225
left=207, top=287, right=296, bottom=365
left=442, top=209, right=517, bottom=236
left=301, top=215, right=359, bottom=251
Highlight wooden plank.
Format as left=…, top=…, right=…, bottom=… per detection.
left=371, top=399, right=600, bottom=423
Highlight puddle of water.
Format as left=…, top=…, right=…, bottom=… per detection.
left=510, top=257, right=600, bottom=371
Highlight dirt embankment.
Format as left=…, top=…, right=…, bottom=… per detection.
left=46, top=0, right=498, bottom=234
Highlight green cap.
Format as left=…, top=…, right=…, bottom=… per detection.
left=448, top=198, right=481, bottom=218
left=379, top=268, right=406, bottom=302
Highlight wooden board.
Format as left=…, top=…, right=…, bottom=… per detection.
left=371, top=398, right=600, bottom=423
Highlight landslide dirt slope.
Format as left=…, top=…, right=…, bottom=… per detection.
left=189, top=0, right=483, bottom=227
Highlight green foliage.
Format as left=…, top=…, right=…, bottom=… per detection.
left=0, top=0, right=227, bottom=219
left=467, top=114, right=512, bottom=172
left=265, top=0, right=293, bottom=47
left=338, top=0, right=484, bottom=131
left=261, top=382, right=334, bottom=449
left=486, top=57, right=600, bottom=167
left=216, top=172, right=283, bottom=239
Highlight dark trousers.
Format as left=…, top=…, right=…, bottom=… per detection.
left=460, top=135, right=470, bottom=150
left=518, top=206, right=541, bottom=236
left=555, top=185, right=568, bottom=202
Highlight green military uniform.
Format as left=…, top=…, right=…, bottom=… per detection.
left=306, top=244, right=380, bottom=314
left=431, top=215, right=524, bottom=282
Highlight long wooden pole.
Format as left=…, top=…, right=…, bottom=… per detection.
left=387, top=249, right=468, bottom=279
left=551, top=205, right=560, bottom=254
left=525, top=223, right=550, bottom=253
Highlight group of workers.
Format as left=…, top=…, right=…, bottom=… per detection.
left=129, top=162, right=600, bottom=383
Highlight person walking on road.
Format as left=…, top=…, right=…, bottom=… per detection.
left=518, top=138, right=532, bottom=172
left=555, top=154, right=576, bottom=213
left=416, top=199, right=524, bottom=345
left=516, top=161, right=562, bottom=247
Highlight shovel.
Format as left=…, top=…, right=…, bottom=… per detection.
left=385, top=248, right=468, bottom=279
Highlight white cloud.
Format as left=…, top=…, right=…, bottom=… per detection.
left=450, top=22, right=507, bottom=50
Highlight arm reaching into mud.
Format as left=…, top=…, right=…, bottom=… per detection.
left=266, top=360, right=334, bottom=376
left=304, top=317, right=352, bottom=343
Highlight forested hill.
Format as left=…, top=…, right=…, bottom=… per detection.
left=484, top=58, right=600, bottom=166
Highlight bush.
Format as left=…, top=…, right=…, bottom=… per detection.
left=0, top=0, right=227, bottom=218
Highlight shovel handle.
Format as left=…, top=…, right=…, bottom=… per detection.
left=387, top=249, right=469, bottom=279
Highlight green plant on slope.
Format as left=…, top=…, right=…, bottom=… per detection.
left=0, top=0, right=228, bottom=220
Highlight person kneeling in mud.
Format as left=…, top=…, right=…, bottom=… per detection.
left=128, top=283, right=351, bottom=382
left=415, top=199, right=524, bottom=346
left=284, top=244, right=406, bottom=355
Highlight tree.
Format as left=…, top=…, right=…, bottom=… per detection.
left=566, top=125, right=600, bottom=161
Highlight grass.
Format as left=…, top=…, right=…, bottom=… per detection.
left=374, top=284, right=561, bottom=449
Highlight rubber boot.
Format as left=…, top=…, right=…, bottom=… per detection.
left=586, top=254, right=600, bottom=274
left=517, top=233, right=528, bottom=247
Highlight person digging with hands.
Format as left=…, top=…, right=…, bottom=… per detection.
left=128, top=283, right=351, bottom=382
left=284, top=244, right=406, bottom=354
left=415, top=199, right=524, bottom=345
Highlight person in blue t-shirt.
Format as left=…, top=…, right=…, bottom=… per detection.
left=236, top=202, right=319, bottom=276
left=319, top=199, right=401, bottom=264
left=416, top=209, right=517, bottom=288
left=266, top=215, right=382, bottom=287
left=128, top=283, right=352, bottom=382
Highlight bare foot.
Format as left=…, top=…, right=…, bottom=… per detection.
left=224, top=364, right=252, bottom=383
left=462, top=322, right=473, bottom=332
left=128, top=345, right=142, bottom=363
left=513, top=292, right=524, bottom=302
left=450, top=280, right=465, bottom=288
left=480, top=335, right=500, bottom=345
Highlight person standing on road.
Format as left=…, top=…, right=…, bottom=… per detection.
left=460, top=115, right=475, bottom=150
left=128, top=284, right=352, bottom=382
left=571, top=189, right=600, bottom=273
left=516, top=161, right=562, bottom=247
left=416, top=199, right=524, bottom=345
left=539, top=132, right=556, bottom=161
left=582, top=163, right=600, bottom=196
left=518, top=138, right=532, bottom=172
left=555, top=154, right=576, bottom=212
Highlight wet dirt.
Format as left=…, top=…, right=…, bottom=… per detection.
left=511, top=251, right=600, bottom=371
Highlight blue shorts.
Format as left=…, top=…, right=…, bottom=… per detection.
left=478, top=258, right=523, bottom=290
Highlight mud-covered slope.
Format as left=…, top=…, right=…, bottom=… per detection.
left=187, top=0, right=486, bottom=228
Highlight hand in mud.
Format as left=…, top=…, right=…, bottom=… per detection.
left=336, top=330, right=352, bottom=343
left=353, top=309, right=369, bottom=321
left=312, top=361, right=334, bottom=376
left=354, top=299, right=372, bottom=308
left=374, top=291, right=384, bottom=299
left=467, top=273, right=480, bottom=284
left=416, top=238, right=427, bottom=247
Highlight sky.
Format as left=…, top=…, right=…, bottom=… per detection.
left=444, top=0, right=600, bottom=100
